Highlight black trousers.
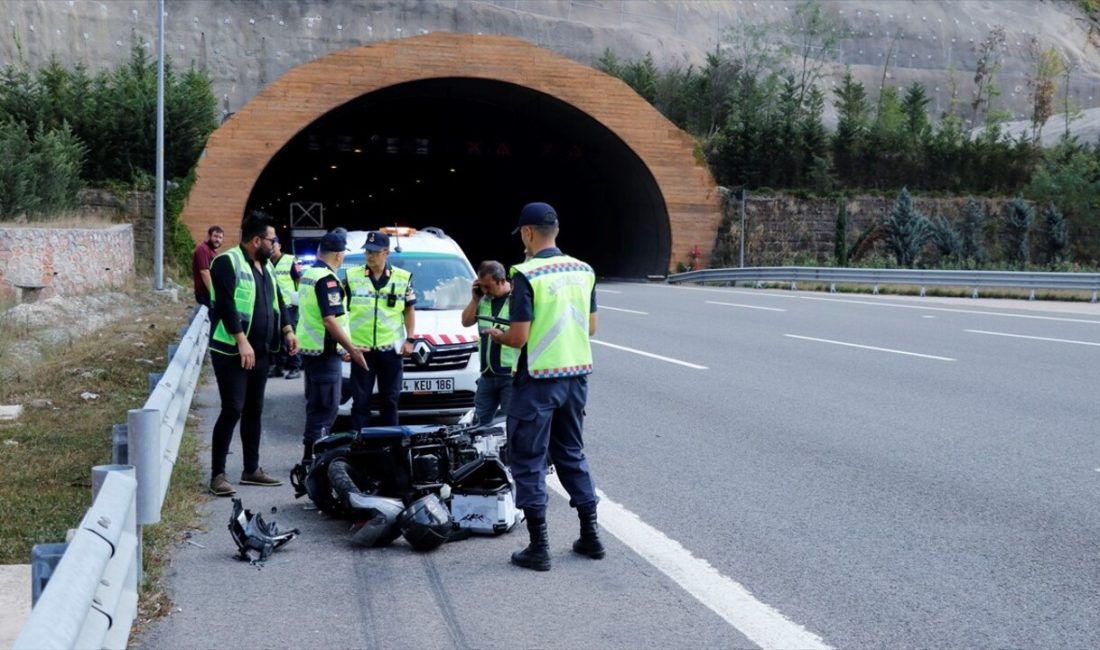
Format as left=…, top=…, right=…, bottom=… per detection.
left=275, top=306, right=302, bottom=371
left=302, top=353, right=342, bottom=447
left=210, top=351, right=270, bottom=477
left=350, top=349, right=403, bottom=430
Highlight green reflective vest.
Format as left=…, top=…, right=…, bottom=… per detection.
left=346, top=265, right=412, bottom=349
left=272, top=254, right=298, bottom=306
left=296, top=264, right=347, bottom=354
left=210, top=246, right=280, bottom=356
left=477, top=295, right=517, bottom=375
left=509, top=254, right=594, bottom=379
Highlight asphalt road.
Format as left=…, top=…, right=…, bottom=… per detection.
left=137, top=285, right=1100, bottom=649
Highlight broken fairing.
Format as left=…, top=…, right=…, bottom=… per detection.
left=229, top=498, right=301, bottom=563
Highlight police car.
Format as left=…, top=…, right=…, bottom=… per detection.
left=336, top=227, right=480, bottom=420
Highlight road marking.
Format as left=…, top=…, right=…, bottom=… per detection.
left=921, top=315, right=936, bottom=319
left=784, top=334, right=956, bottom=361
left=547, top=475, right=831, bottom=650
left=596, top=288, right=622, bottom=294
left=793, top=295, right=1100, bottom=324
left=706, top=300, right=787, bottom=312
left=591, top=340, right=707, bottom=369
left=964, top=329, right=1100, bottom=347
left=600, top=305, right=649, bottom=314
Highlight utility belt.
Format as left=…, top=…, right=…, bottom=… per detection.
left=356, top=343, right=398, bottom=353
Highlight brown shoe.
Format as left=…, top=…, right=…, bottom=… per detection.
left=240, top=467, right=283, bottom=487
left=209, top=473, right=235, bottom=496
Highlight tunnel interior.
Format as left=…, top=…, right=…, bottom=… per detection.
left=245, top=77, right=670, bottom=277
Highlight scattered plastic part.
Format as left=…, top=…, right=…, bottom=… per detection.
left=228, top=498, right=300, bottom=564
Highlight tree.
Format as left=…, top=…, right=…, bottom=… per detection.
left=1003, top=196, right=1034, bottom=268
left=971, top=26, right=1007, bottom=126
left=787, top=0, right=845, bottom=110
left=1026, top=136, right=1100, bottom=261
left=930, top=216, right=963, bottom=265
left=1041, top=202, right=1071, bottom=265
left=834, top=200, right=849, bottom=266
left=900, top=82, right=931, bottom=140
left=832, top=70, right=869, bottom=186
left=1025, top=38, right=1064, bottom=143
left=959, top=198, right=988, bottom=267
left=884, top=188, right=932, bottom=267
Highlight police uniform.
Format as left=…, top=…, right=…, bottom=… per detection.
left=296, top=242, right=350, bottom=458
left=271, top=250, right=303, bottom=375
left=345, top=231, right=416, bottom=429
left=473, top=291, right=516, bottom=424
left=506, top=247, right=599, bottom=520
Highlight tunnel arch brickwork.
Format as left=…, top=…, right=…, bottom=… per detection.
left=182, top=32, right=720, bottom=271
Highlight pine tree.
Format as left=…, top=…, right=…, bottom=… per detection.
left=1003, top=195, right=1035, bottom=268
left=834, top=200, right=849, bottom=266
left=959, top=198, right=987, bottom=267
left=930, top=216, right=963, bottom=265
left=1041, top=202, right=1070, bottom=265
left=884, top=187, right=932, bottom=267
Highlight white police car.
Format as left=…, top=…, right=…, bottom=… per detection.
left=336, top=227, right=480, bottom=420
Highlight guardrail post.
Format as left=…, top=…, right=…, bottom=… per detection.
left=112, top=424, right=128, bottom=465
left=29, top=543, right=68, bottom=606
left=919, top=286, right=926, bottom=297
left=972, top=287, right=980, bottom=299
left=128, top=408, right=162, bottom=527
left=1093, top=290, right=1097, bottom=303
left=167, top=343, right=179, bottom=360
left=148, top=372, right=163, bottom=396
left=1028, top=289, right=1036, bottom=301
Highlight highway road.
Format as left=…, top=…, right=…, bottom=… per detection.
left=138, top=284, right=1100, bottom=649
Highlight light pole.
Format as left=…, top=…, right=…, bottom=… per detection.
left=154, top=0, right=165, bottom=290
left=738, top=188, right=747, bottom=268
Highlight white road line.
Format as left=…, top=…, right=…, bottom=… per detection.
left=794, top=295, right=1100, bottom=324
left=600, top=305, right=649, bottom=314
left=706, top=300, right=787, bottom=312
left=784, top=334, right=956, bottom=361
left=965, top=329, right=1100, bottom=347
left=596, top=288, right=622, bottom=294
left=547, top=475, right=831, bottom=650
left=591, top=339, right=708, bottom=369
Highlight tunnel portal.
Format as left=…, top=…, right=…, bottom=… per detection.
left=181, top=33, right=720, bottom=277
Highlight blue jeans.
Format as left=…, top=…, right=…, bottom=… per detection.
left=474, top=373, right=513, bottom=424
left=506, top=374, right=597, bottom=520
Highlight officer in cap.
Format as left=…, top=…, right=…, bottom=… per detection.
left=483, top=202, right=605, bottom=571
left=344, top=230, right=417, bottom=429
left=296, top=228, right=367, bottom=464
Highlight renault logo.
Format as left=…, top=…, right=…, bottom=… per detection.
left=412, top=340, right=432, bottom=366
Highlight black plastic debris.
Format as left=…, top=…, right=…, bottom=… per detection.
left=229, top=498, right=300, bottom=563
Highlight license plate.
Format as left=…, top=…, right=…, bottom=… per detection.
left=403, top=377, right=454, bottom=394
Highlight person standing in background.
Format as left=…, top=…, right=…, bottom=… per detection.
left=192, top=225, right=223, bottom=308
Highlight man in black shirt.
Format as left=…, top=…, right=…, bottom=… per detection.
left=207, top=210, right=296, bottom=496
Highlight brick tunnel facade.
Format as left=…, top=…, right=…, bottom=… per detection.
left=181, top=32, right=720, bottom=276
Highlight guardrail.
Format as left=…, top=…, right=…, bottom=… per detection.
left=667, top=266, right=1100, bottom=302
left=15, top=305, right=211, bottom=650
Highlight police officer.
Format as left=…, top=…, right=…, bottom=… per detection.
left=345, top=230, right=416, bottom=430
left=269, top=236, right=303, bottom=379
left=460, top=260, right=515, bottom=425
left=207, top=210, right=296, bottom=496
left=296, top=228, right=367, bottom=464
left=484, top=202, right=605, bottom=571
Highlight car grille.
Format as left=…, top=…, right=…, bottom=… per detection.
left=370, top=391, right=475, bottom=410
left=405, top=341, right=477, bottom=371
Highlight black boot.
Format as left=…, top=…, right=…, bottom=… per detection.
left=511, top=517, right=551, bottom=571
left=572, top=507, right=606, bottom=559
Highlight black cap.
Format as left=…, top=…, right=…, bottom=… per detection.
left=318, top=227, right=351, bottom=252
left=362, top=230, right=390, bottom=252
left=512, top=202, right=559, bottom=235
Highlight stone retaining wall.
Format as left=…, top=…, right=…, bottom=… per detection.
left=0, top=224, right=134, bottom=300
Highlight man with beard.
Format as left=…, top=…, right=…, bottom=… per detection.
left=207, top=210, right=297, bottom=496
left=192, top=224, right=224, bottom=308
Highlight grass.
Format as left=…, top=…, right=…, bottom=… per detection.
left=0, top=294, right=208, bottom=623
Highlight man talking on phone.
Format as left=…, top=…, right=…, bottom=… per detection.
left=460, top=260, right=515, bottom=425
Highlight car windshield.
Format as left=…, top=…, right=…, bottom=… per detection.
left=340, top=252, right=474, bottom=310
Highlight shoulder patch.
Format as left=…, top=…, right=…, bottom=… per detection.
left=327, top=291, right=342, bottom=306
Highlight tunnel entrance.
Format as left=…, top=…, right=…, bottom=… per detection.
left=245, top=78, right=668, bottom=277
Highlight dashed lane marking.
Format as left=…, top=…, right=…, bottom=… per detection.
left=784, top=334, right=956, bottom=361
left=591, top=339, right=707, bottom=369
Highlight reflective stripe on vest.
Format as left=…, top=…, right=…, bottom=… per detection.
left=296, top=265, right=347, bottom=354
left=273, top=254, right=298, bottom=305
left=210, top=247, right=279, bottom=355
left=346, top=266, right=411, bottom=348
left=509, top=256, right=594, bottom=379
left=477, top=295, right=516, bottom=374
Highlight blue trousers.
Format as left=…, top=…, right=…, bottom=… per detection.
left=350, top=349, right=403, bottom=430
left=506, top=375, right=597, bottom=520
left=302, top=353, right=341, bottom=447
left=474, top=373, right=513, bottom=425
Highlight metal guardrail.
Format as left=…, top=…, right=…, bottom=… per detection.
left=667, top=267, right=1100, bottom=302
left=15, top=305, right=211, bottom=650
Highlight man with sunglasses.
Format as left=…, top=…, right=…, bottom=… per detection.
left=207, top=210, right=298, bottom=496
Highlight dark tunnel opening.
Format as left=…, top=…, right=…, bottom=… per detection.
left=245, top=77, right=670, bottom=277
